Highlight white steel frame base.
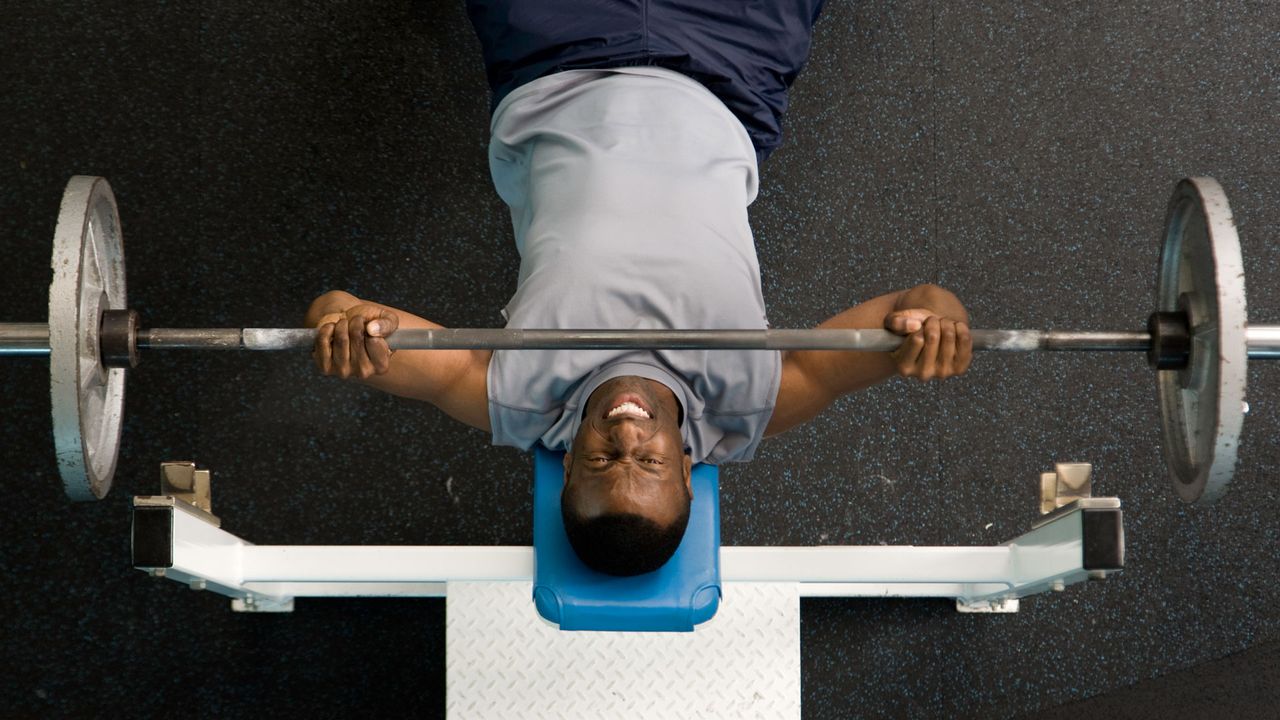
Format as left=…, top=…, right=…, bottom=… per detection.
left=131, top=496, right=1123, bottom=615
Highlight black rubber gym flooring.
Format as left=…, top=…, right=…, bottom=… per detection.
left=2, top=2, right=1278, bottom=718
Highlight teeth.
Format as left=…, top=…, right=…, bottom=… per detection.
left=607, top=401, right=651, bottom=419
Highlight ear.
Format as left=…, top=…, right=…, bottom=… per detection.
left=682, top=453, right=694, bottom=500
left=562, top=451, right=573, bottom=486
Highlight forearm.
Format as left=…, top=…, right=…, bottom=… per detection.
left=804, top=284, right=968, bottom=393
left=792, top=288, right=906, bottom=398
left=304, top=290, right=489, bottom=410
left=766, top=292, right=901, bottom=439
left=765, top=284, right=966, bottom=437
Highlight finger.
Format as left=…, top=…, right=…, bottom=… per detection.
left=367, top=335, right=393, bottom=374
left=366, top=310, right=399, bottom=339
left=366, top=311, right=398, bottom=373
left=892, top=328, right=925, bottom=376
left=955, top=322, right=974, bottom=374
left=917, top=316, right=941, bottom=381
left=884, top=310, right=927, bottom=335
left=334, top=317, right=351, bottom=378
left=349, top=316, right=375, bottom=379
left=938, top=320, right=958, bottom=378
left=315, top=322, right=335, bottom=375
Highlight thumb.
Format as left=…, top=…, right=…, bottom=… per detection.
left=884, top=309, right=933, bottom=335
left=366, top=312, right=400, bottom=337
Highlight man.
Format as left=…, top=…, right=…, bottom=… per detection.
left=305, top=2, right=973, bottom=577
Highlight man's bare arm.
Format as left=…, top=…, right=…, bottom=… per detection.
left=764, top=284, right=971, bottom=438
left=305, top=290, right=492, bottom=432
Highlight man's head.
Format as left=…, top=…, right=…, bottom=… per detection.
left=561, top=375, right=694, bottom=576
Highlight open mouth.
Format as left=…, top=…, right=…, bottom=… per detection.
left=604, top=394, right=653, bottom=421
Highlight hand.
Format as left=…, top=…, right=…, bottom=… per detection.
left=884, top=309, right=972, bottom=381
left=312, top=304, right=400, bottom=379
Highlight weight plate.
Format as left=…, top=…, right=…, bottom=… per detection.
left=1156, top=177, right=1247, bottom=504
left=49, top=176, right=127, bottom=501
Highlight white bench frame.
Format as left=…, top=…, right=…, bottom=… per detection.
left=131, top=488, right=1123, bottom=615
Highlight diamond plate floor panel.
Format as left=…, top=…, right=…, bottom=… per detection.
left=446, top=582, right=800, bottom=719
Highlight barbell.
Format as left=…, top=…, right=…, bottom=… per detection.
left=4, top=176, right=1277, bottom=504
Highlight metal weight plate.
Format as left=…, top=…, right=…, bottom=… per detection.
left=49, top=176, right=127, bottom=500
left=1156, top=177, right=1248, bottom=504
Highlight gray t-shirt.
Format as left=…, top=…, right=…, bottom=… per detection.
left=485, top=67, right=781, bottom=464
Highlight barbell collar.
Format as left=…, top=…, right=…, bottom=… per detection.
left=101, top=309, right=140, bottom=368
left=1146, top=312, right=1191, bottom=370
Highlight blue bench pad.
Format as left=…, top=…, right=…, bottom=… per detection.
left=532, top=446, right=721, bottom=632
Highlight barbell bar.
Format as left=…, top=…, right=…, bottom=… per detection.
left=4, top=323, right=1280, bottom=356
left=8, top=176, right=1274, bottom=505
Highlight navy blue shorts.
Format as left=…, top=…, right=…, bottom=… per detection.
left=466, top=1, right=827, bottom=162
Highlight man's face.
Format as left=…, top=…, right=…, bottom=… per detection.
left=563, top=376, right=693, bottom=526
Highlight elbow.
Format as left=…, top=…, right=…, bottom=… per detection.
left=901, top=283, right=967, bottom=322
left=304, top=289, right=358, bottom=327
left=909, top=283, right=950, bottom=301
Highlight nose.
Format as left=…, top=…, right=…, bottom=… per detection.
left=607, top=419, right=646, bottom=450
